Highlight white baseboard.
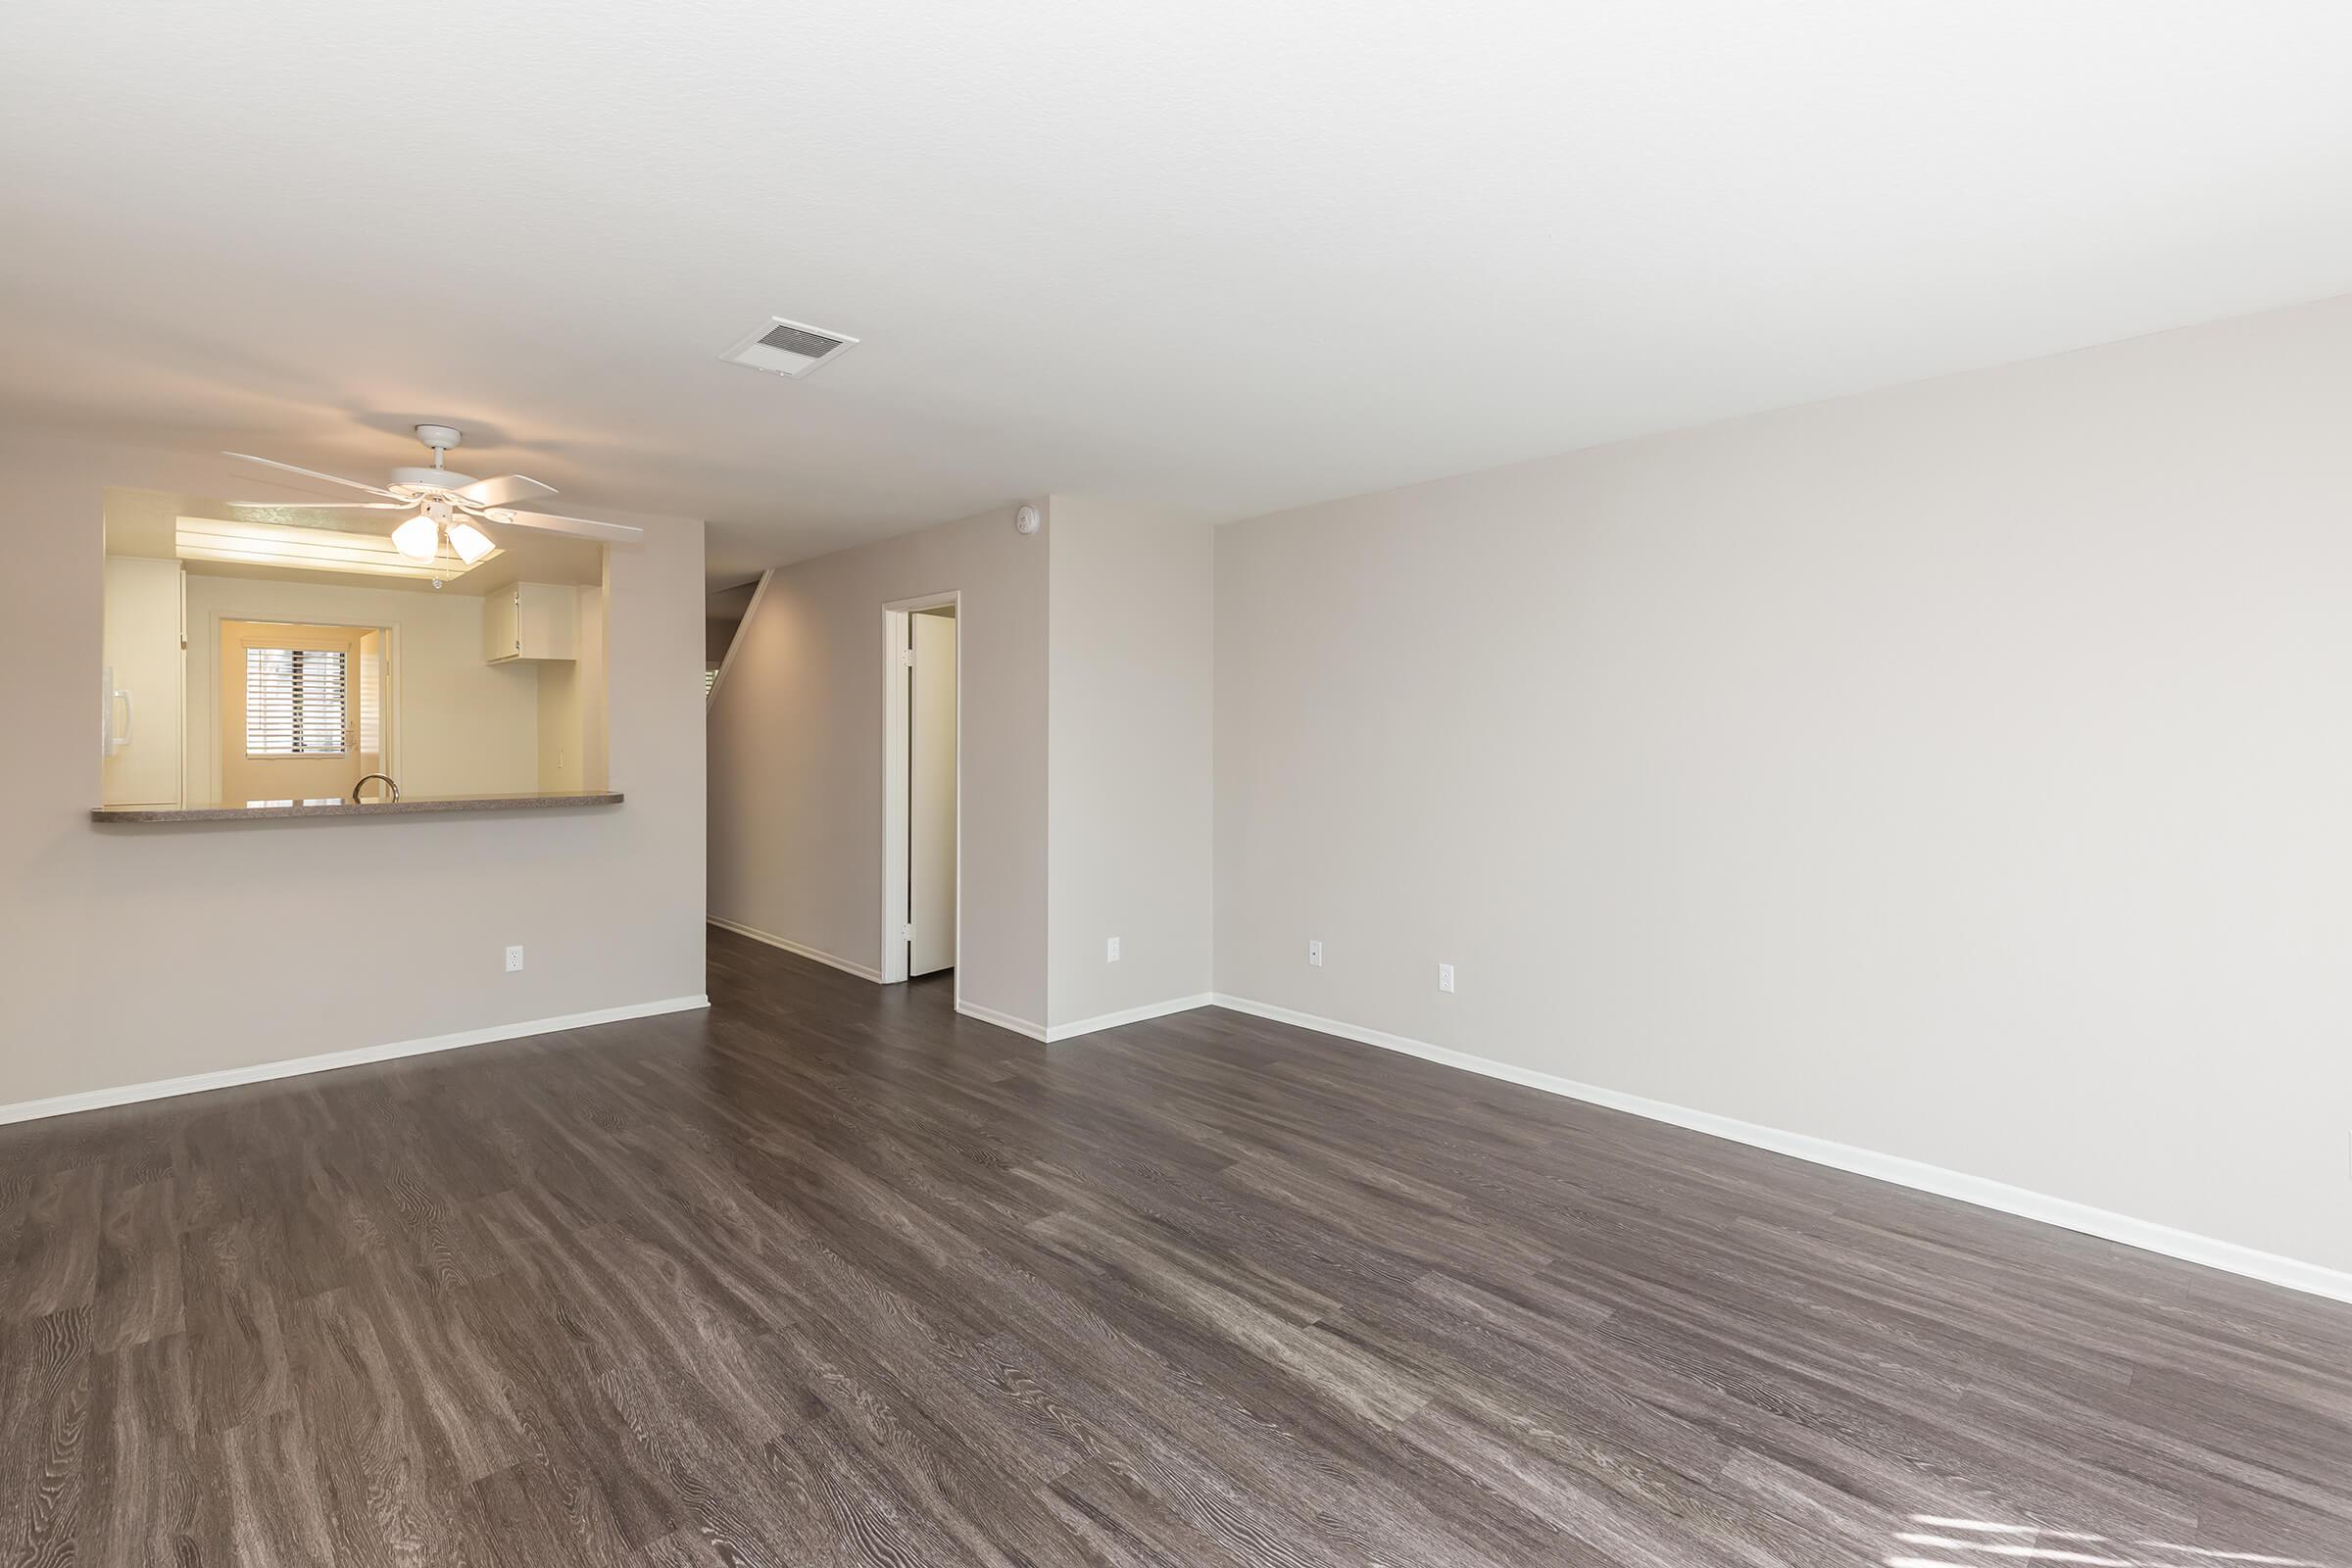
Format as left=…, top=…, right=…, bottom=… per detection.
left=708, top=915, right=883, bottom=983
left=960, top=993, right=1215, bottom=1043
left=0, top=995, right=712, bottom=1128
left=1209, top=994, right=2352, bottom=1307
left=1045, top=994, right=1214, bottom=1042
left=954, top=999, right=1048, bottom=1041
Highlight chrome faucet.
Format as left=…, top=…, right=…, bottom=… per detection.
left=352, top=773, right=399, bottom=804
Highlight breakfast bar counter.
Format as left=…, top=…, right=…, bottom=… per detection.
left=91, top=792, right=623, bottom=823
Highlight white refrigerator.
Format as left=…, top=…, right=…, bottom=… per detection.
left=101, top=556, right=185, bottom=808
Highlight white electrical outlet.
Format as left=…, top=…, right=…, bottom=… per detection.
left=505, top=945, right=525, bottom=973
left=1106, top=936, right=1121, bottom=962
left=1437, top=962, right=1455, bottom=994
left=1307, top=939, right=1324, bottom=967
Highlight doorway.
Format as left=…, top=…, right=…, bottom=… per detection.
left=882, top=594, right=959, bottom=987
left=218, top=618, right=390, bottom=806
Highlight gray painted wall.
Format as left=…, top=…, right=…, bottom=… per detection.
left=1047, top=497, right=1214, bottom=1027
left=1214, top=294, right=2352, bottom=1274
left=0, top=436, right=708, bottom=1108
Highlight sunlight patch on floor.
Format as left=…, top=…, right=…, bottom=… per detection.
left=1887, top=1515, right=2328, bottom=1568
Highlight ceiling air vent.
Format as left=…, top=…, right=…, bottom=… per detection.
left=720, top=316, right=859, bottom=378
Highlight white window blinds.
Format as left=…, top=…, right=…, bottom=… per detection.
left=246, top=645, right=349, bottom=756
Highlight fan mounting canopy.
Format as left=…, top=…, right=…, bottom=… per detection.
left=392, top=466, right=475, bottom=490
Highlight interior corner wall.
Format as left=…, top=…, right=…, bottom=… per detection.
left=1046, top=497, right=1215, bottom=1028
left=0, top=435, right=709, bottom=1110
left=537, top=653, right=582, bottom=793
left=707, top=502, right=1050, bottom=1028
left=1211, top=291, right=2352, bottom=1276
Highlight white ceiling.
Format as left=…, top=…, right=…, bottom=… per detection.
left=9, top=3, right=2352, bottom=587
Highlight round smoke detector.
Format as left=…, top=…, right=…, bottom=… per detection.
left=1014, top=504, right=1041, bottom=535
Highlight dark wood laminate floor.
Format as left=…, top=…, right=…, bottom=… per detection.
left=5, top=928, right=2350, bottom=1566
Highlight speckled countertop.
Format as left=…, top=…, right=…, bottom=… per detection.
left=91, top=792, right=624, bottom=823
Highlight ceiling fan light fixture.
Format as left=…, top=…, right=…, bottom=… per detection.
left=222, top=429, right=646, bottom=552
left=390, top=514, right=440, bottom=561
left=446, top=519, right=494, bottom=564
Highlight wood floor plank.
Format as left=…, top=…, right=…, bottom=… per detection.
left=1, top=924, right=2347, bottom=1565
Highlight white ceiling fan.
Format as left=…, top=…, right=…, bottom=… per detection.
left=223, top=423, right=642, bottom=569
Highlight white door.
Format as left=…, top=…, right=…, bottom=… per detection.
left=908, top=611, right=957, bottom=975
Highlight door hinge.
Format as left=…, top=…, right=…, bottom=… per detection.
left=901, top=648, right=916, bottom=667
left=901, top=923, right=914, bottom=942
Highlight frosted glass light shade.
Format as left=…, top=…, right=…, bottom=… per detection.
left=390, top=514, right=439, bottom=561
left=446, top=519, right=494, bottom=564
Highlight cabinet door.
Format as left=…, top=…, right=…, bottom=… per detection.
left=483, top=588, right=519, bottom=662
left=515, top=584, right=578, bottom=660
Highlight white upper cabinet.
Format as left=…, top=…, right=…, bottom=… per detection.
left=483, top=582, right=578, bottom=662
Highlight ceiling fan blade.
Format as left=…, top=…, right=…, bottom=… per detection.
left=227, top=500, right=409, bottom=511
left=221, top=452, right=404, bottom=500
left=483, top=508, right=644, bottom=545
left=452, top=473, right=557, bottom=508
